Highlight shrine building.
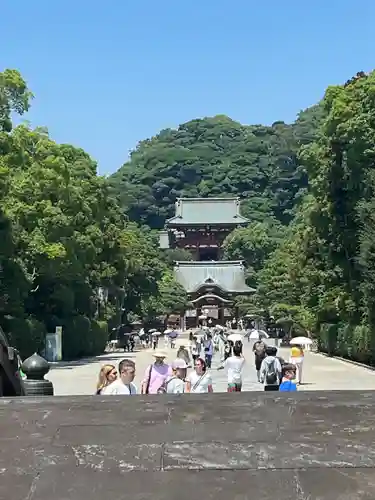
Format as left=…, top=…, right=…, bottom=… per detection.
left=159, top=198, right=255, bottom=328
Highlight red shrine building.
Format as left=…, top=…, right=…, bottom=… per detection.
left=159, top=198, right=255, bottom=328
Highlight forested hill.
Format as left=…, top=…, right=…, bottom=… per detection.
left=110, top=105, right=324, bottom=229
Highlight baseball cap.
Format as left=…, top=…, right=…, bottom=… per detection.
left=172, top=358, right=188, bottom=369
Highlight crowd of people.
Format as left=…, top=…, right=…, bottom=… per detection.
left=96, top=329, right=305, bottom=396
left=96, top=350, right=214, bottom=395
left=253, top=339, right=304, bottom=392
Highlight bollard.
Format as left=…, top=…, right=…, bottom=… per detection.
left=20, top=352, right=54, bottom=396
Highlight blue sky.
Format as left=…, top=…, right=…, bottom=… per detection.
left=2, top=0, right=374, bottom=174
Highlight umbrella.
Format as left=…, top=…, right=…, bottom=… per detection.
left=149, top=328, right=157, bottom=333
left=151, top=331, right=162, bottom=336
left=249, top=329, right=269, bottom=340
left=227, top=333, right=244, bottom=343
left=164, top=329, right=172, bottom=334
left=290, top=336, right=312, bottom=345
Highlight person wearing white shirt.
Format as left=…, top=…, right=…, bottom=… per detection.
left=186, top=357, right=213, bottom=394
left=218, top=341, right=245, bottom=392
left=164, top=358, right=188, bottom=394
left=101, top=358, right=137, bottom=395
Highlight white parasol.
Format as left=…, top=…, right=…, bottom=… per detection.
left=151, top=331, right=162, bottom=336
left=227, top=333, right=244, bottom=343
left=290, top=336, right=312, bottom=345
left=249, top=329, right=269, bottom=340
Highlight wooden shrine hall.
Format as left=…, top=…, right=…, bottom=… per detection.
left=159, top=197, right=255, bottom=327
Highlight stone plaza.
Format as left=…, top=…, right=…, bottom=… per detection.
left=48, top=337, right=375, bottom=395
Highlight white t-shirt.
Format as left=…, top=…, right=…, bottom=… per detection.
left=101, top=379, right=137, bottom=395
left=166, top=377, right=186, bottom=394
left=224, top=356, right=245, bottom=383
left=189, top=342, right=199, bottom=356
left=188, top=371, right=212, bottom=393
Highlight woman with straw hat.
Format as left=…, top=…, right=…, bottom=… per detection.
left=141, top=350, right=171, bottom=395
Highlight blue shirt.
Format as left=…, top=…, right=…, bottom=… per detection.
left=279, top=380, right=297, bottom=392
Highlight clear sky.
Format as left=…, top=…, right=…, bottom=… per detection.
left=2, top=0, right=375, bottom=174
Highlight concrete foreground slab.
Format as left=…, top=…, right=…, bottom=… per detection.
left=1, top=391, right=375, bottom=499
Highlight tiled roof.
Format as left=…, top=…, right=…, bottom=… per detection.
left=166, top=198, right=249, bottom=226
left=174, top=261, right=255, bottom=294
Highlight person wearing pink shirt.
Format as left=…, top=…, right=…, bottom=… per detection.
left=141, top=350, right=171, bottom=394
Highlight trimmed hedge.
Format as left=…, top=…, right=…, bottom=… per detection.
left=318, top=322, right=374, bottom=366
left=62, top=316, right=108, bottom=360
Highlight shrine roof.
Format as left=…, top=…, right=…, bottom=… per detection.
left=166, top=197, right=249, bottom=226
left=174, top=261, right=255, bottom=294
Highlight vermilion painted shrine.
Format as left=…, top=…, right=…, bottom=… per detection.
left=160, top=197, right=255, bottom=327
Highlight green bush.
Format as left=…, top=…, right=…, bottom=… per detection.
left=6, top=316, right=46, bottom=359
left=61, top=315, right=108, bottom=359
left=336, top=324, right=354, bottom=359
left=351, top=325, right=372, bottom=365
left=90, top=320, right=108, bottom=355
left=62, top=315, right=91, bottom=359
left=317, top=321, right=375, bottom=366
left=318, top=323, right=339, bottom=356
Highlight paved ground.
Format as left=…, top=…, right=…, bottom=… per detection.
left=48, top=335, right=375, bottom=395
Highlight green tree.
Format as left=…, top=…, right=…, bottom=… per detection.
left=223, top=222, right=283, bottom=288
left=110, top=113, right=321, bottom=229
left=140, top=271, right=189, bottom=327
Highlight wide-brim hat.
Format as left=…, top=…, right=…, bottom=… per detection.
left=172, top=358, right=188, bottom=369
left=152, top=350, right=168, bottom=358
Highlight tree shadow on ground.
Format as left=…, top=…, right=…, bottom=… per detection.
left=49, top=351, right=140, bottom=370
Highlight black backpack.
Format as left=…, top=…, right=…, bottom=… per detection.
left=265, top=359, right=277, bottom=385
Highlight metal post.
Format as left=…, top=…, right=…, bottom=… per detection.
left=21, top=353, right=54, bottom=396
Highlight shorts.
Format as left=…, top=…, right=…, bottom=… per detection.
left=264, top=385, right=279, bottom=391
left=227, top=382, right=242, bottom=392
left=255, top=355, right=264, bottom=371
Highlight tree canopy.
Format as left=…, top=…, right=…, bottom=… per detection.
left=110, top=110, right=324, bottom=229
left=0, top=69, right=187, bottom=359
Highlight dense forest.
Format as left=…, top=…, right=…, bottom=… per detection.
left=111, top=70, right=375, bottom=365
left=0, top=69, right=188, bottom=359
left=2, top=67, right=375, bottom=365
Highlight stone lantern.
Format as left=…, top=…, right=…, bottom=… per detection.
left=20, top=353, right=54, bottom=396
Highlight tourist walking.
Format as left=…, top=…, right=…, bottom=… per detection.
left=169, top=330, right=178, bottom=349
left=186, top=357, right=213, bottom=393
left=223, top=340, right=232, bottom=361
left=259, top=346, right=282, bottom=391
left=203, top=334, right=214, bottom=368
left=159, top=359, right=188, bottom=394
left=151, top=332, right=159, bottom=350
left=189, top=335, right=200, bottom=365
left=95, top=364, right=117, bottom=395
left=101, top=359, right=137, bottom=395
left=289, top=344, right=304, bottom=384
left=141, top=350, right=171, bottom=394
left=218, top=342, right=245, bottom=392
left=279, top=364, right=297, bottom=392
left=253, top=339, right=266, bottom=382
left=177, top=344, right=191, bottom=367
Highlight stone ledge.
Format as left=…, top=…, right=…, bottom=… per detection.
left=2, top=392, right=375, bottom=499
